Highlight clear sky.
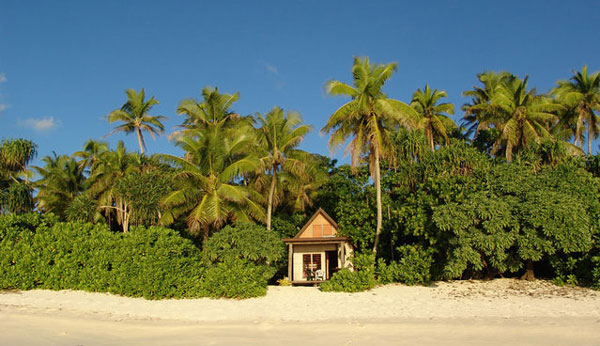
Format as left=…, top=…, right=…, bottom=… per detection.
left=1, top=0, right=599, bottom=164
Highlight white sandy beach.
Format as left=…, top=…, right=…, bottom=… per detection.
left=1, top=279, right=599, bottom=345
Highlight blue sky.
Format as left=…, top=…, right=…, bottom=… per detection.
left=1, top=0, right=599, bottom=165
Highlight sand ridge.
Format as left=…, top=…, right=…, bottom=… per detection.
left=0, top=279, right=599, bottom=323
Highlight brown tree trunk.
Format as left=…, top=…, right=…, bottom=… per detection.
left=136, top=127, right=145, bottom=155
left=427, top=123, right=434, bottom=151
left=266, top=167, right=277, bottom=231
left=588, top=122, right=592, bottom=156
left=520, top=260, right=536, bottom=281
left=372, top=147, right=383, bottom=256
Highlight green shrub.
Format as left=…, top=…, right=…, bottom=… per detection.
left=106, top=226, right=205, bottom=299
left=377, top=245, right=433, bottom=285
left=0, top=212, right=57, bottom=239
left=200, top=223, right=284, bottom=297
left=321, top=252, right=378, bottom=292
left=202, top=222, right=285, bottom=265
left=0, top=215, right=280, bottom=299
left=1, top=220, right=206, bottom=299
left=320, top=268, right=378, bottom=293
left=200, top=258, right=275, bottom=298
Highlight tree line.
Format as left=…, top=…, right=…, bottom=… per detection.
left=1, top=57, right=599, bottom=286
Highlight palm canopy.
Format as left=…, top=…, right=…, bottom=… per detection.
left=322, top=57, right=417, bottom=168
left=33, top=153, right=86, bottom=219
left=107, top=88, right=166, bottom=155
left=464, top=73, right=560, bottom=161
left=462, top=71, right=512, bottom=136
left=552, top=66, right=600, bottom=155
left=321, top=57, right=416, bottom=255
left=86, top=141, right=142, bottom=230
left=73, top=139, right=109, bottom=172
left=255, top=106, right=312, bottom=230
left=410, top=84, right=456, bottom=150
left=160, top=127, right=264, bottom=239
left=173, top=86, right=252, bottom=139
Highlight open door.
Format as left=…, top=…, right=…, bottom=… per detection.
left=325, top=250, right=338, bottom=280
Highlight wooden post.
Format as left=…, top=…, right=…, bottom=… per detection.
left=340, top=241, right=345, bottom=269
left=288, top=244, right=293, bottom=281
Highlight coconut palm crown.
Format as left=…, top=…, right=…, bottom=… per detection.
left=552, top=66, right=600, bottom=155
left=410, top=84, right=456, bottom=150
left=107, top=88, right=166, bottom=155
left=173, top=86, right=252, bottom=139
left=160, top=128, right=264, bottom=240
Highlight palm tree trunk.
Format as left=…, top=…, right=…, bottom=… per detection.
left=372, top=147, right=383, bottom=256
left=266, top=167, right=277, bottom=231
left=427, top=123, right=434, bottom=151
left=135, top=127, right=145, bottom=155
left=588, top=122, right=592, bottom=156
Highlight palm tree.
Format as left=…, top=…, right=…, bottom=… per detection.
left=321, top=57, right=417, bottom=255
left=87, top=141, right=141, bottom=232
left=161, top=127, right=264, bottom=241
left=172, top=86, right=251, bottom=139
left=552, top=66, right=600, bottom=155
left=34, top=153, right=86, bottom=219
left=492, top=76, right=560, bottom=161
left=280, top=155, right=328, bottom=214
left=462, top=71, right=511, bottom=138
left=107, top=88, right=166, bottom=155
left=255, top=106, right=312, bottom=230
left=464, top=74, right=559, bottom=161
left=73, top=139, right=109, bottom=172
left=410, top=85, right=456, bottom=150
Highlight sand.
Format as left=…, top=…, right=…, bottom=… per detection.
left=1, top=279, right=599, bottom=345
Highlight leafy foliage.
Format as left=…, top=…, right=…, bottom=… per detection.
left=0, top=214, right=279, bottom=299
left=376, top=245, right=433, bottom=285
left=201, top=222, right=285, bottom=265
left=321, top=253, right=378, bottom=292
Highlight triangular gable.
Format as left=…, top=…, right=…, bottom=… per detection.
left=295, top=208, right=339, bottom=239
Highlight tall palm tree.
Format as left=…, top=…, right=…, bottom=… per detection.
left=161, top=127, right=264, bottom=240
left=107, top=88, right=166, bottom=155
left=321, top=57, right=417, bottom=255
left=552, top=66, right=600, bottom=155
left=462, top=71, right=511, bottom=138
left=255, top=106, right=312, bottom=230
left=464, top=74, right=559, bottom=161
left=172, top=86, right=251, bottom=139
left=491, top=76, right=560, bottom=161
left=410, top=85, right=456, bottom=150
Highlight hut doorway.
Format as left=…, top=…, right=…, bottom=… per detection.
left=326, top=250, right=338, bottom=279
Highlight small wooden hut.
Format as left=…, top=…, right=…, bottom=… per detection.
left=282, top=208, right=354, bottom=284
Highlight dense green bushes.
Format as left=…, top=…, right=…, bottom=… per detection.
left=321, top=253, right=378, bottom=292
left=376, top=245, right=433, bottom=285
left=199, top=223, right=284, bottom=297
left=0, top=214, right=283, bottom=299
left=321, top=248, right=433, bottom=292
left=322, top=142, right=600, bottom=291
